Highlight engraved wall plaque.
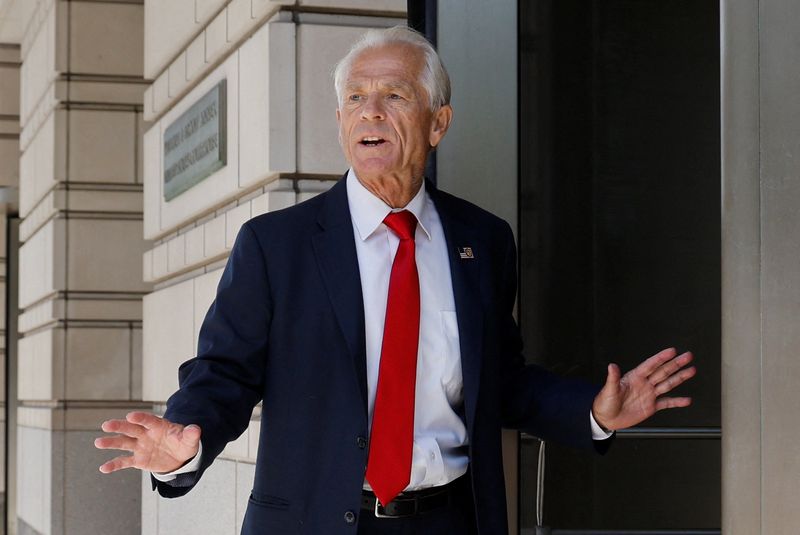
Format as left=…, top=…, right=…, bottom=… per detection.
left=163, top=80, right=227, bottom=201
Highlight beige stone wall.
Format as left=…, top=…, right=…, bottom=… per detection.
left=0, top=41, right=20, bottom=522
left=14, top=1, right=150, bottom=533
left=722, top=1, right=800, bottom=534
left=139, top=1, right=404, bottom=533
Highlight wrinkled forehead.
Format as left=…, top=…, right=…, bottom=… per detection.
left=345, top=43, right=425, bottom=84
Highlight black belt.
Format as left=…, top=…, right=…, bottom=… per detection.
left=360, top=481, right=456, bottom=518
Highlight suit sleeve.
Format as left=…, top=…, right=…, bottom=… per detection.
left=153, top=222, right=272, bottom=497
left=496, top=221, right=606, bottom=452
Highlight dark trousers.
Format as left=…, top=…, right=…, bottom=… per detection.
left=357, top=475, right=479, bottom=535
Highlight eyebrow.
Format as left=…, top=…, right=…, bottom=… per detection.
left=343, top=80, right=416, bottom=94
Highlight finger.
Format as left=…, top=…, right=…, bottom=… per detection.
left=99, top=455, right=136, bottom=474
left=126, top=411, right=164, bottom=430
left=655, top=396, right=692, bottom=411
left=654, top=366, right=696, bottom=396
left=101, top=419, right=145, bottom=438
left=94, top=435, right=137, bottom=452
left=649, top=351, right=694, bottom=385
left=635, top=347, right=678, bottom=376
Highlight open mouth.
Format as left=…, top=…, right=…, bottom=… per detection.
left=359, top=136, right=387, bottom=147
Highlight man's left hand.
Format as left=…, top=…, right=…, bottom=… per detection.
left=592, top=347, right=696, bottom=432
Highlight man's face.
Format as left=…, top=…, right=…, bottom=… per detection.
left=336, top=44, right=451, bottom=185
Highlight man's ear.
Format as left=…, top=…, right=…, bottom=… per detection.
left=429, top=104, right=453, bottom=148
left=336, top=108, right=343, bottom=146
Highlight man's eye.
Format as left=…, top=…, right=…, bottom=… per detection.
left=388, top=93, right=402, bottom=100
left=348, top=94, right=362, bottom=102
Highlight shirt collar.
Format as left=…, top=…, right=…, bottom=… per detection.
left=346, top=168, right=433, bottom=242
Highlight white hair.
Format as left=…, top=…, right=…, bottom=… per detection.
left=333, top=26, right=451, bottom=111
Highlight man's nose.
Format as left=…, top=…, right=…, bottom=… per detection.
left=360, top=97, right=385, bottom=121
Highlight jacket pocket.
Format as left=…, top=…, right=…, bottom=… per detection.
left=249, top=491, right=290, bottom=510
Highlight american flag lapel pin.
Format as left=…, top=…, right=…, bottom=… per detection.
left=458, top=247, right=475, bottom=260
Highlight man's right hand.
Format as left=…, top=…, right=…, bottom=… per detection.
left=94, top=411, right=201, bottom=474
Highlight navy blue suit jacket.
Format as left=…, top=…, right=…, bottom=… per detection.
left=154, top=177, right=601, bottom=534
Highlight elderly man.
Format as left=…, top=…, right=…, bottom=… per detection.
left=96, top=26, right=695, bottom=534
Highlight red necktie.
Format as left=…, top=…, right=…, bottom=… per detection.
left=365, top=210, right=420, bottom=506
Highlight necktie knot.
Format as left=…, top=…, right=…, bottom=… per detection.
left=383, top=210, right=417, bottom=241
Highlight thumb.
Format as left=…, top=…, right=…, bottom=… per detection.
left=181, top=424, right=202, bottom=445
left=604, top=363, right=621, bottom=392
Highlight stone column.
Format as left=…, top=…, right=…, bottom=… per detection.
left=15, top=1, right=149, bottom=533
left=0, top=41, right=21, bottom=526
left=722, top=0, right=800, bottom=533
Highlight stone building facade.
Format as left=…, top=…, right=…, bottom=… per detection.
left=0, top=0, right=799, bottom=534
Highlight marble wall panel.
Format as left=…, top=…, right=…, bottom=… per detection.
left=239, top=21, right=296, bottom=187
left=16, top=426, right=51, bottom=534
left=0, top=64, right=20, bottom=116
left=64, top=431, right=141, bottom=534
left=18, top=329, right=62, bottom=401
left=141, top=472, right=159, bottom=535
left=19, top=219, right=64, bottom=309
left=204, top=213, right=227, bottom=258
left=167, top=232, right=187, bottom=273
left=235, top=462, right=256, bottom=534
left=67, top=109, right=137, bottom=184
left=185, top=225, right=205, bottom=266
left=69, top=1, right=144, bottom=77
left=186, top=31, right=207, bottom=81
left=19, top=111, right=60, bottom=219
left=297, top=23, right=359, bottom=174
left=156, top=458, right=236, bottom=534
left=66, top=219, right=150, bottom=293
left=20, top=3, right=56, bottom=126
left=195, top=0, right=227, bottom=27
left=144, top=0, right=198, bottom=79
left=0, top=138, right=19, bottom=188
left=153, top=72, right=170, bottom=115
left=64, top=327, right=132, bottom=400
left=143, top=121, right=162, bottom=239
left=227, top=0, right=255, bottom=44
left=205, top=8, right=229, bottom=64
left=142, top=280, right=195, bottom=402
left=168, top=52, right=189, bottom=99
left=225, top=202, right=251, bottom=249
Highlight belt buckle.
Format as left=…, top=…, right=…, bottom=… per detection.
left=374, top=497, right=416, bottom=519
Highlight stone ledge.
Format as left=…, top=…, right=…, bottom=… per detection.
left=54, top=78, right=148, bottom=107
left=18, top=402, right=152, bottom=431
left=20, top=186, right=145, bottom=243
left=19, top=295, right=144, bottom=334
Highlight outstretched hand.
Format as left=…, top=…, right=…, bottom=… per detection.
left=94, top=411, right=201, bottom=474
left=592, top=347, right=696, bottom=432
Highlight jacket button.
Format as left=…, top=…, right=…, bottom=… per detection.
left=344, top=510, right=356, bottom=525
left=356, top=436, right=367, bottom=449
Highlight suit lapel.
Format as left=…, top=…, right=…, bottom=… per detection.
left=428, top=182, right=485, bottom=433
left=311, top=177, right=369, bottom=416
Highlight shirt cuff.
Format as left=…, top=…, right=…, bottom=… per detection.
left=590, top=411, right=614, bottom=440
left=151, top=441, right=203, bottom=482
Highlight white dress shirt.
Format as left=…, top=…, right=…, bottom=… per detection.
left=346, top=170, right=469, bottom=491
left=153, top=169, right=610, bottom=485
